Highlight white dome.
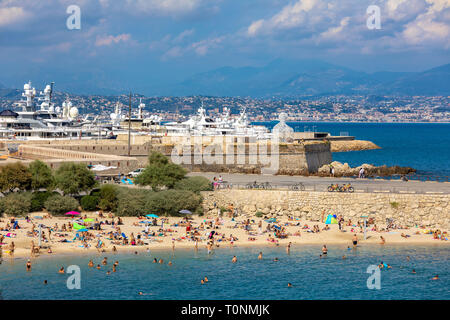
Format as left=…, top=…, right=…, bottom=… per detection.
left=69, top=106, right=79, bottom=118
left=110, top=113, right=117, bottom=120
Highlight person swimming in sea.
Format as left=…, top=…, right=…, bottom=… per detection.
left=96, top=264, right=101, bottom=270
left=26, top=259, right=31, bottom=271
left=158, top=259, right=164, bottom=264
left=102, top=257, right=107, bottom=265
left=287, top=283, right=293, bottom=288
left=43, top=280, right=48, bottom=285
left=231, top=256, right=237, bottom=263
left=322, top=245, right=328, bottom=255
left=88, top=260, right=94, bottom=267
left=412, top=269, right=416, bottom=274
left=287, top=242, right=291, bottom=254
left=258, top=252, right=263, bottom=260
left=432, top=275, right=439, bottom=280
left=153, top=258, right=157, bottom=263
left=168, top=261, right=172, bottom=266
left=342, top=255, right=347, bottom=259
left=352, top=234, right=358, bottom=247
left=273, top=257, right=279, bottom=262
left=58, top=266, right=65, bottom=274
left=204, top=276, right=208, bottom=283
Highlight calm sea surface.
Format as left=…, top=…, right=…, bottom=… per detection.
left=0, top=245, right=448, bottom=300
left=254, top=122, right=450, bottom=178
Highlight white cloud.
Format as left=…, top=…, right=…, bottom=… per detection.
left=247, top=0, right=320, bottom=36
left=0, top=6, right=28, bottom=27
left=95, top=34, right=131, bottom=46
left=125, top=0, right=203, bottom=15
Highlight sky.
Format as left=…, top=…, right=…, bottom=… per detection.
left=0, top=0, right=449, bottom=94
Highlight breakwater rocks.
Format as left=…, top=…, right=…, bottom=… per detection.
left=202, top=190, right=449, bottom=229
left=330, top=140, right=381, bottom=152
left=318, top=161, right=416, bottom=177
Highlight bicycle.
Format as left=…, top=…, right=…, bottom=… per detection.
left=289, top=183, right=305, bottom=191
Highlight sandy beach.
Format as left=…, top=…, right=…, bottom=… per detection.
left=1, top=211, right=448, bottom=260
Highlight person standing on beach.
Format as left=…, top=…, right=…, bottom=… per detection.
left=287, top=242, right=291, bottom=254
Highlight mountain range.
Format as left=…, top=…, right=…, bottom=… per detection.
left=0, top=59, right=449, bottom=97
left=167, top=59, right=450, bottom=97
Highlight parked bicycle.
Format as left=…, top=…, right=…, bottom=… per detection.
left=246, top=181, right=273, bottom=189
left=289, top=183, right=305, bottom=191
left=327, top=183, right=354, bottom=193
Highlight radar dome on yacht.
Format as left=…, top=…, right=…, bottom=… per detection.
left=272, top=112, right=293, bottom=142
left=69, top=107, right=79, bottom=118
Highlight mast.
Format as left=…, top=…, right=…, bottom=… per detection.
left=128, top=92, right=131, bottom=157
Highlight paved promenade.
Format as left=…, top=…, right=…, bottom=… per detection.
left=188, top=172, right=450, bottom=194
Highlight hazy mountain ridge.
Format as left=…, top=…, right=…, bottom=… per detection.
left=0, top=60, right=448, bottom=97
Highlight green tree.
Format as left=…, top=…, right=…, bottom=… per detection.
left=54, top=162, right=97, bottom=195
left=0, top=193, right=32, bottom=216
left=145, top=189, right=202, bottom=216
left=135, top=151, right=187, bottom=191
left=29, top=160, right=54, bottom=190
left=174, top=176, right=212, bottom=193
left=30, top=191, right=54, bottom=212
left=115, top=188, right=151, bottom=217
left=44, top=194, right=79, bottom=215
left=98, top=184, right=119, bottom=212
left=0, top=163, right=32, bottom=193
left=80, top=195, right=99, bottom=211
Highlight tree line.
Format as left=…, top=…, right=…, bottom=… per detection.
left=0, top=151, right=212, bottom=217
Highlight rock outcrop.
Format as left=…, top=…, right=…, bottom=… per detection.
left=318, top=161, right=416, bottom=177
left=330, top=140, right=381, bottom=152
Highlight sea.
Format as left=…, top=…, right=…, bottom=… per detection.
left=254, top=122, right=450, bottom=179
left=0, top=245, right=448, bottom=300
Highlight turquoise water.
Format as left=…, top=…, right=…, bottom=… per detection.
left=254, top=122, right=450, bottom=178
left=0, top=245, right=448, bottom=300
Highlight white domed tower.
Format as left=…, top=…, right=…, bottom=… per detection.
left=272, top=112, right=294, bottom=142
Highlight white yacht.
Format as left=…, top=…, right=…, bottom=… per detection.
left=163, top=103, right=270, bottom=139
left=0, top=81, right=106, bottom=140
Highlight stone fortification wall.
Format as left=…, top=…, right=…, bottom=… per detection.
left=202, top=190, right=449, bottom=229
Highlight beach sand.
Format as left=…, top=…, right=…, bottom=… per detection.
left=1, top=212, right=448, bottom=259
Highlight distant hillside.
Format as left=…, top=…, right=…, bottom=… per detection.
left=0, top=60, right=448, bottom=97
left=170, top=60, right=450, bottom=97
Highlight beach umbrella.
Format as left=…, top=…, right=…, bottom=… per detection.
left=325, top=214, right=338, bottom=224
left=146, top=214, right=159, bottom=218
left=65, top=211, right=80, bottom=216
left=84, top=218, right=94, bottom=222
left=179, top=210, right=192, bottom=215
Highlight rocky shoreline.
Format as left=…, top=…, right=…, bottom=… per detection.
left=318, top=161, right=416, bottom=177
left=330, top=140, right=381, bottom=152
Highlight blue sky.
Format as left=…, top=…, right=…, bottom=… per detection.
left=0, top=0, right=449, bottom=94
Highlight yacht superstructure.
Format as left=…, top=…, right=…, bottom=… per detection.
left=0, top=81, right=103, bottom=140
left=163, top=102, right=270, bottom=139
